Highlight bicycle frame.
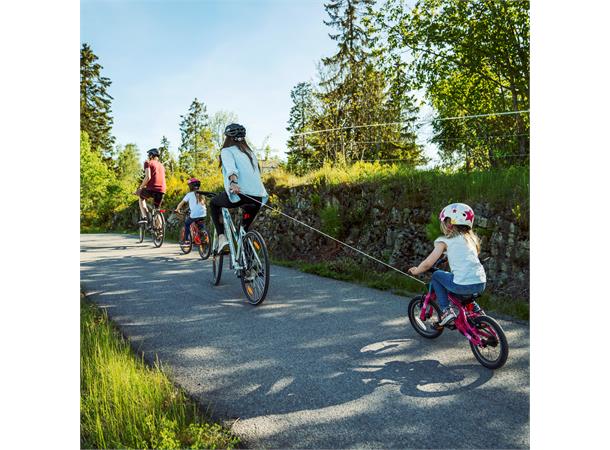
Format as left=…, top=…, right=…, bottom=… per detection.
left=187, top=220, right=205, bottom=245
left=419, top=289, right=492, bottom=347
left=216, top=207, right=265, bottom=275
left=219, top=208, right=247, bottom=271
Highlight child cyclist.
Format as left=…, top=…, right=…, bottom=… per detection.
left=408, top=203, right=486, bottom=326
left=174, top=178, right=207, bottom=245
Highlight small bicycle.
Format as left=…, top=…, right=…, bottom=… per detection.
left=174, top=211, right=212, bottom=260
left=137, top=205, right=166, bottom=248
left=407, top=258, right=509, bottom=369
left=200, top=192, right=270, bottom=305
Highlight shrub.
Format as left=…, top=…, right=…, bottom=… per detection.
left=319, top=204, right=342, bottom=238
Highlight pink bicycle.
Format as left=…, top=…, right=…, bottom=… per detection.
left=407, top=259, right=509, bottom=369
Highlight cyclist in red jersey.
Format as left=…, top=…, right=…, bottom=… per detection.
left=134, top=148, right=166, bottom=224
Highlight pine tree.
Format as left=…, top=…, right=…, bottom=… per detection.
left=314, top=0, right=425, bottom=165
left=318, top=0, right=414, bottom=163
left=80, top=43, right=115, bottom=159
left=286, top=82, right=319, bottom=174
left=178, top=98, right=215, bottom=175
left=318, top=0, right=370, bottom=161
left=158, top=135, right=177, bottom=173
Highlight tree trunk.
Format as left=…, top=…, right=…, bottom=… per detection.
left=510, top=83, right=527, bottom=162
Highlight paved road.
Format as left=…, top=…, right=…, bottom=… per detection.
left=81, top=233, right=529, bottom=449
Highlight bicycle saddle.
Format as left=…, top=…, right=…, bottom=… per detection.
left=452, top=292, right=481, bottom=304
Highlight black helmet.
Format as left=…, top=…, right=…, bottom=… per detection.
left=147, top=148, right=160, bottom=157
left=224, top=123, right=246, bottom=141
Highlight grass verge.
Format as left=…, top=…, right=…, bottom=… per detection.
left=80, top=292, right=239, bottom=449
left=272, top=258, right=529, bottom=321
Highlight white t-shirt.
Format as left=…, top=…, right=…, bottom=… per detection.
left=434, top=235, right=486, bottom=285
left=182, top=192, right=206, bottom=219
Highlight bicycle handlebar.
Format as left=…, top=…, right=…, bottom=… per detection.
left=429, top=257, right=448, bottom=273
left=197, top=191, right=218, bottom=199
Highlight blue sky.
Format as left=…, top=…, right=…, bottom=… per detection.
left=81, top=0, right=337, bottom=160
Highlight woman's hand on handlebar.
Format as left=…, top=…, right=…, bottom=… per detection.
left=230, top=182, right=241, bottom=194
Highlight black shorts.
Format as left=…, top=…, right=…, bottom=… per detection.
left=140, top=189, right=164, bottom=208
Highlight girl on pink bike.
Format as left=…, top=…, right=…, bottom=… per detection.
left=408, top=203, right=486, bottom=327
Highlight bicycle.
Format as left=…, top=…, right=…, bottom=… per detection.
left=200, top=191, right=270, bottom=305
left=137, top=204, right=166, bottom=248
left=407, top=258, right=509, bottom=369
left=174, top=210, right=212, bottom=260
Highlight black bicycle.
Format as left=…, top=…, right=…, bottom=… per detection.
left=137, top=206, right=166, bottom=248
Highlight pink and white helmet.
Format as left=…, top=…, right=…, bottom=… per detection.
left=439, top=203, right=475, bottom=228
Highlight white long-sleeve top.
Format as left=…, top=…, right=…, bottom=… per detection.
left=220, top=145, right=268, bottom=203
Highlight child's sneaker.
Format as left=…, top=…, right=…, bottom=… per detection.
left=137, top=217, right=149, bottom=224
left=439, top=307, right=457, bottom=326
left=472, top=302, right=486, bottom=315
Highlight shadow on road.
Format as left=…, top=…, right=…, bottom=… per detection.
left=81, top=234, right=530, bottom=449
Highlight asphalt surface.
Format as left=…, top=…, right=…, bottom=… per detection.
left=80, top=233, right=530, bottom=449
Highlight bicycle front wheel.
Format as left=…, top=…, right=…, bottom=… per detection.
left=240, top=230, right=270, bottom=305
left=408, top=295, right=443, bottom=339
left=152, top=211, right=165, bottom=248
left=469, top=315, right=509, bottom=369
left=198, top=226, right=211, bottom=260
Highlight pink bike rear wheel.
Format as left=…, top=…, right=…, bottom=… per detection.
left=469, top=315, right=509, bottom=369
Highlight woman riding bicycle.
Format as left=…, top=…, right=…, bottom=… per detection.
left=210, top=123, right=268, bottom=252
left=174, top=178, right=207, bottom=245
left=408, top=203, right=486, bottom=326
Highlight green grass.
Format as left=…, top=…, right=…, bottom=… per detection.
left=265, top=163, right=529, bottom=222
left=272, top=258, right=529, bottom=321
left=80, top=293, right=239, bottom=449
left=476, top=293, right=529, bottom=321
left=80, top=225, right=108, bottom=233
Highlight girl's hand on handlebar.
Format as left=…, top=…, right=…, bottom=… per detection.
left=408, top=266, right=421, bottom=276
left=230, top=183, right=241, bottom=194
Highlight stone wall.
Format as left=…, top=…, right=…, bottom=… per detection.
left=254, top=183, right=529, bottom=300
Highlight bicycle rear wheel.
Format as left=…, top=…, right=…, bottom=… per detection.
left=138, top=223, right=145, bottom=243
left=212, top=253, right=223, bottom=285
left=179, top=227, right=192, bottom=254
left=152, top=211, right=165, bottom=248
left=469, top=315, right=509, bottom=369
left=198, top=225, right=211, bottom=260
left=240, top=230, right=270, bottom=305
